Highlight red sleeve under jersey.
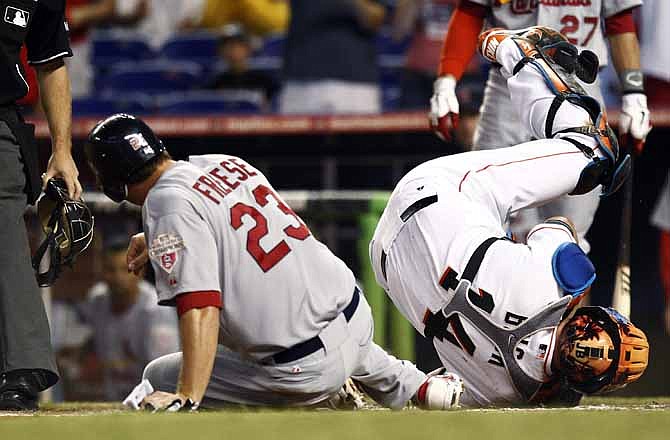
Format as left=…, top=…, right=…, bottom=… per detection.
left=438, top=0, right=488, bottom=79
left=176, top=291, right=223, bottom=317
left=604, top=8, right=637, bottom=36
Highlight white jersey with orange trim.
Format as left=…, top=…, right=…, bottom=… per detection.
left=468, top=0, right=642, bottom=64
left=369, top=145, right=584, bottom=406
left=142, top=155, right=356, bottom=360
left=371, top=35, right=606, bottom=406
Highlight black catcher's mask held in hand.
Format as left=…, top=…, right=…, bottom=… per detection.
left=32, top=178, right=94, bottom=287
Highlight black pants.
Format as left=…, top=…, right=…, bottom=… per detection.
left=0, top=120, right=58, bottom=388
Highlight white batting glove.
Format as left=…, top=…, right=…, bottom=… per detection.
left=429, top=75, right=460, bottom=143
left=619, top=93, right=652, bottom=155
left=415, top=369, right=464, bottom=410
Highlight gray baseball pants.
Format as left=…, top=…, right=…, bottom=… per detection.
left=0, top=121, right=58, bottom=381
left=143, top=291, right=425, bottom=409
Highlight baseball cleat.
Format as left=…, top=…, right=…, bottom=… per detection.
left=415, top=368, right=464, bottom=410
left=0, top=373, right=41, bottom=411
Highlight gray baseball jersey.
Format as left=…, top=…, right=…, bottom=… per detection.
left=469, top=0, right=642, bottom=63
left=143, top=155, right=356, bottom=360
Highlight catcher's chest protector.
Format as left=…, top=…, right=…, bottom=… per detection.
left=439, top=281, right=571, bottom=402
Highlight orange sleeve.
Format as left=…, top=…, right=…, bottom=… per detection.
left=660, top=230, right=670, bottom=302
left=438, top=0, right=488, bottom=79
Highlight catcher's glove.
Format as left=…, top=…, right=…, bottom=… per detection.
left=32, top=178, right=94, bottom=287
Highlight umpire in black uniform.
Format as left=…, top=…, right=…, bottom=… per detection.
left=0, top=0, right=82, bottom=410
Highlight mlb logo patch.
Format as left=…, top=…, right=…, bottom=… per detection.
left=124, top=133, right=155, bottom=155
left=4, top=6, right=29, bottom=28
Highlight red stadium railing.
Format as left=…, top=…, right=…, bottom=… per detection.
left=30, top=109, right=670, bottom=139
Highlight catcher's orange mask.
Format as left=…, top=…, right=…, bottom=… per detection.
left=557, top=306, right=649, bottom=394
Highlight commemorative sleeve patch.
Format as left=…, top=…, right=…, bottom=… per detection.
left=149, top=233, right=185, bottom=274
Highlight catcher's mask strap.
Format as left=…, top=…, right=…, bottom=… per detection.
left=31, top=229, right=62, bottom=287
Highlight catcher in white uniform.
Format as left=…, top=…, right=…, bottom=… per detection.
left=430, top=0, right=652, bottom=251
left=372, top=27, right=649, bottom=407
left=84, top=115, right=463, bottom=411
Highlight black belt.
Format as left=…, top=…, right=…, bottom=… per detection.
left=0, top=104, right=19, bottom=124
left=271, top=287, right=361, bottom=365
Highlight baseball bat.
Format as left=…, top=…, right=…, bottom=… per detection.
left=611, top=155, right=633, bottom=318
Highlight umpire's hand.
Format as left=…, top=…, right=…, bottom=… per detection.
left=43, top=149, right=82, bottom=200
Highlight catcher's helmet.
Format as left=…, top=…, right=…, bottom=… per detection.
left=85, top=114, right=165, bottom=202
left=32, top=178, right=94, bottom=287
left=557, top=306, right=649, bottom=394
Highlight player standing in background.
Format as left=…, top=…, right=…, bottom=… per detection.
left=84, top=115, right=463, bottom=411
left=429, top=0, right=652, bottom=252
left=371, top=26, right=649, bottom=407
left=638, top=0, right=670, bottom=108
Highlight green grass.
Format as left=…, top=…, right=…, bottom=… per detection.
left=1, top=398, right=669, bottom=440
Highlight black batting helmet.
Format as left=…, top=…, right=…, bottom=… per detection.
left=84, top=114, right=165, bottom=202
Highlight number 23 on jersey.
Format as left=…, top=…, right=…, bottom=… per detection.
left=230, top=184, right=311, bottom=272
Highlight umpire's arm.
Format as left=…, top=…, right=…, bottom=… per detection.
left=36, top=61, right=81, bottom=199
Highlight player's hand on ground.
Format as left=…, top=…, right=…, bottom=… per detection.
left=619, top=93, right=651, bottom=155
left=430, top=75, right=459, bottom=142
left=141, top=391, right=192, bottom=412
left=43, top=149, right=83, bottom=200
left=127, top=232, right=148, bottom=276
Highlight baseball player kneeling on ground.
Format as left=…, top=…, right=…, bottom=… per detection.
left=370, top=26, right=649, bottom=407
left=83, top=115, right=462, bottom=411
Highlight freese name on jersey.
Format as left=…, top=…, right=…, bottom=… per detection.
left=191, top=157, right=258, bottom=205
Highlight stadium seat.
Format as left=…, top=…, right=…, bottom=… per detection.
left=376, top=31, right=411, bottom=69
left=91, top=35, right=153, bottom=66
left=156, top=91, right=263, bottom=115
left=250, top=35, right=285, bottom=72
left=255, top=35, right=285, bottom=58
left=380, top=68, right=403, bottom=112
left=72, top=94, right=153, bottom=116
left=159, top=33, right=219, bottom=67
left=97, top=60, right=205, bottom=94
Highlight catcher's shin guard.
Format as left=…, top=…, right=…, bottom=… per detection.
left=499, top=27, right=631, bottom=197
